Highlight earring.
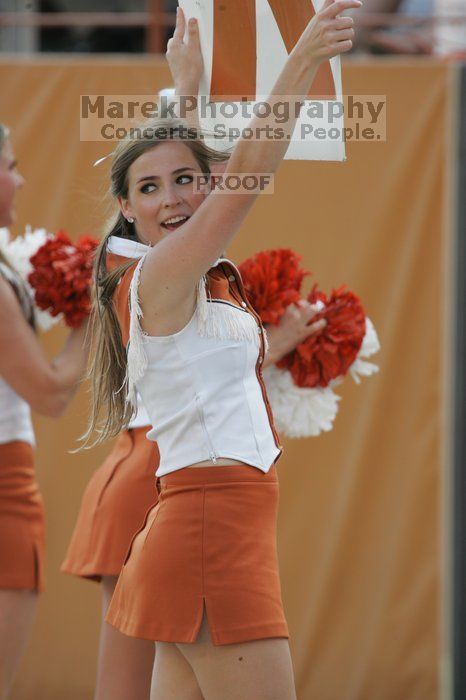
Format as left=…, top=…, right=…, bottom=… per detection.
left=127, top=217, right=134, bottom=224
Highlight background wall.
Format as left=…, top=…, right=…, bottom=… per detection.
left=0, top=56, right=454, bottom=699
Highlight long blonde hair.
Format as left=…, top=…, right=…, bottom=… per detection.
left=83, top=120, right=229, bottom=447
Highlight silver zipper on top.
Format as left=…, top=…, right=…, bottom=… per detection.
left=195, top=394, right=218, bottom=464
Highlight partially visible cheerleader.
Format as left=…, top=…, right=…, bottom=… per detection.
left=61, top=14, right=326, bottom=697
left=0, top=123, right=89, bottom=699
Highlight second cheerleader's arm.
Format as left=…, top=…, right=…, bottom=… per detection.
left=0, top=276, right=89, bottom=418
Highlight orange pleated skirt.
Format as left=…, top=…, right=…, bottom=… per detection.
left=61, top=428, right=159, bottom=581
left=0, top=441, right=45, bottom=592
left=106, top=464, right=289, bottom=646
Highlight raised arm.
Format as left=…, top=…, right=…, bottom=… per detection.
left=134, top=0, right=360, bottom=322
left=0, top=276, right=88, bottom=418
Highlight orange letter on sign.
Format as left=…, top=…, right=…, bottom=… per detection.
left=210, top=0, right=336, bottom=101
left=211, top=0, right=257, bottom=101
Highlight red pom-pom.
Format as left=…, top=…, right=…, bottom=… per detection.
left=28, top=230, right=99, bottom=328
left=277, top=285, right=366, bottom=388
left=238, top=249, right=309, bottom=325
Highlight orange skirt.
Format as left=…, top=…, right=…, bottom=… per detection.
left=61, top=428, right=159, bottom=581
left=0, top=441, right=45, bottom=592
left=106, top=464, right=289, bottom=645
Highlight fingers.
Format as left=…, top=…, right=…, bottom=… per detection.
left=187, top=17, right=201, bottom=48
left=294, top=300, right=322, bottom=324
left=307, top=318, right=327, bottom=335
left=335, top=15, right=354, bottom=29
left=172, top=6, right=186, bottom=41
left=309, top=300, right=325, bottom=314
left=321, top=0, right=362, bottom=20
left=330, top=39, right=354, bottom=54
left=289, top=300, right=308, bottom=320
left=292, top=301, right=327, bottom=340
left=300, top=300, right=320, bottom=323
left=329, top=27, right=355, bottom=42
left=311, top=0, right=359, bottom=58
left=295, top=300, right=328, bottom=337
left=277, top=300, right=327, bottom=348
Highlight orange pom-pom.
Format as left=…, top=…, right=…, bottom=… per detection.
left=28, top=231, right=99, bottom=328
left=238, top=249, right=309, bottom=325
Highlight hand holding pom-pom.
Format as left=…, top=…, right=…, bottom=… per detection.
left=277, top=285, right=366, bottom=388
left=239, top=247, right=380, bottom=438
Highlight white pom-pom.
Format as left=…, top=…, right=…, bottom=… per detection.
left=350, top=317, right=380, bottom=384
left=34, top=308, right=61, bottom=332
left=262, top=316, right=380, bottom=439
left=0, top=227, right=61, bottom=331
left=5, top=226, right=50, bottom=278
left=263, top=365, right=341, bottom=438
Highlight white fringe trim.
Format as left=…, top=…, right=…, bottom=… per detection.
left=126, top=256, right=148, bottom=410
left=196, top=274, right=209, bottom=326
left=196, top=290, right=260, bottom=347
left=263, top=365, right=341, bottom=438
left=350, top=317, right=380, bottom=384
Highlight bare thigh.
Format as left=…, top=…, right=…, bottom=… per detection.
left=150, top=642, right=204, bottom=700
left=0, top=589, right=38, bottom=700
left=177, top=610, right=297, bottom=700
left=94, top=576, right=155, bottom=700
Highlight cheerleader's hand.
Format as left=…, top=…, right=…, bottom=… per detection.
left=166, top=6, right=203, bottom=96
left=263, top=301, right=327, bottom=368
left=293, top=0, right=361, bottom=65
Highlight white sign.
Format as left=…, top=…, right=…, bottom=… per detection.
left=180, top=0, right=346, bottom=161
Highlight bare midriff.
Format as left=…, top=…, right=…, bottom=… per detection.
left=187, top=458, right=250, bottom=469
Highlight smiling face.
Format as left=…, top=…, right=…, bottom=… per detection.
left=118, top=141, right=208, bottom=247
left=0, top=138, right=25, bottom=227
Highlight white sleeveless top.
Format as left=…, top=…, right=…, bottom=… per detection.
left=126, top=256, right=282, bottom=477
left=128, top=394, right=151, bottom=429
left=0, top=378, right=35, bottom=447
left=0, top=263, right=35, bottom=447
